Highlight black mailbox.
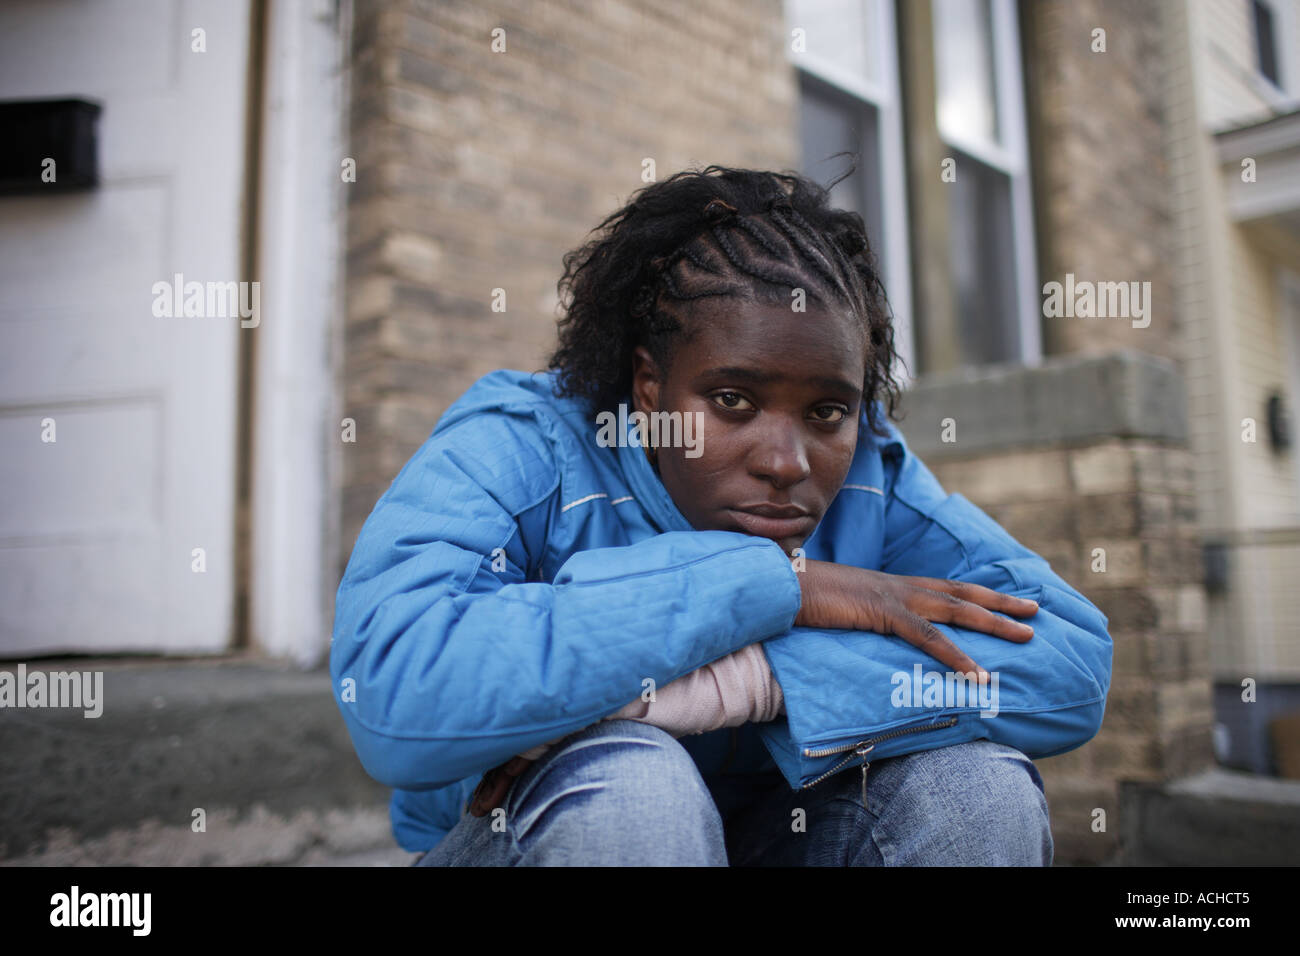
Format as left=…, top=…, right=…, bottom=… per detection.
left=0, top=98, right=102, bottom=195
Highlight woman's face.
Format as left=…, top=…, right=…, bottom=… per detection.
left=631, top=297, right=867, bottom=556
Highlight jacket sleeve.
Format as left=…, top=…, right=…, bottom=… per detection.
left=330, top=406, right=803, bottom=791
left=756, top=415, right=1113, bottom=785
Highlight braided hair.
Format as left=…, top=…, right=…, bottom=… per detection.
left=547, top=164, right=905, bottom=438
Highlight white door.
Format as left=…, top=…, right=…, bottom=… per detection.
left=0, top=0, right=250, bottom=655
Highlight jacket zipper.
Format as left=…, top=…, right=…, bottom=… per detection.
left=799, top=716, right=960, bottom=809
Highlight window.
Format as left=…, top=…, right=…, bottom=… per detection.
left=932, top=0, right=1040, bottom=370
left=798, top=72, right=883, bottom=261
left=786, top=0, right=1039, bottom=379
left=785, top=0, right=916, bottom=382
left=1253, top=0, right=1281, bottom=88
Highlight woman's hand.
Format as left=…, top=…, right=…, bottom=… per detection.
left=795, top=560, right=1037, bottom=682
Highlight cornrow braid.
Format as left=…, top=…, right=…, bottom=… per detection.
left=547, top=164, right=905, bottom=438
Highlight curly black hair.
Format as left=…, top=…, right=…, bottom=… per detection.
left=546, top=162, right=906, bottom=439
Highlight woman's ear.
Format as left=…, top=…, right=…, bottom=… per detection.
left=631, top=346, right=662, bottom=415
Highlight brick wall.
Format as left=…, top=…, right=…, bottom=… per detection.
left=1022, top=0, right=1179, bottom=364
left=925, top=434, right=1213, bottom=863
left=339, top=0, right=798, bottom=561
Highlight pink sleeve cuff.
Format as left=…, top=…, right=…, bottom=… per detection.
left=604, top=642, right=784, bottom=738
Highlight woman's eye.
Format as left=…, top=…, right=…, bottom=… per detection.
left=712, top=391, right=753, bottom=411
left=812, top=406, right=847, bottom=424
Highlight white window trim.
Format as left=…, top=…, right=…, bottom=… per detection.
left=786, top=0, right=917, bottom=387
left=1251, top=0, right=1300, bottom=108
left=991, top=0, right=1043, bottom=367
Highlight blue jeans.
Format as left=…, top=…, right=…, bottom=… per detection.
left=415, top=719, right=1053, bottom=866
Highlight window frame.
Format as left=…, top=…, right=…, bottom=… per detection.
left=1252, top=0, right=1282, bottom=88
left=1252, top=0, right=1300, bottom=109
left=933, top=0, right=1042, bottom=368
left=785, top=0, right=918, bottom=385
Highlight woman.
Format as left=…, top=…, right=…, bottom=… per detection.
left=330, top=165, right=1112, bottom=866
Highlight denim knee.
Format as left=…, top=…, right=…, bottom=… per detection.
left=504, top=718, right=727, bottom=865
left=930, top=740, right=1053, bottom=865
left=869, top=739, right=1053, bottom=866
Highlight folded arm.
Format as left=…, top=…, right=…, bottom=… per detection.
left=330, top=408, right=803, bottom=791
left=755, top=417, right=1112, bottom=786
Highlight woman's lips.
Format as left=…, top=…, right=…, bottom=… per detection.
left=725, top=507, right=816, bottom=540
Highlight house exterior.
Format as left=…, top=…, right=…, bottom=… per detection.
left=1171, top=1, right=1300, bottom=776
left=2, top=0, right=1297, bottom=865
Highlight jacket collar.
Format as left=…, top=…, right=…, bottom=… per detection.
left=613, top=402, right=696, bottom=534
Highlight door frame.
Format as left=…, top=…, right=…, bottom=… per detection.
left=247, top=0, right=350, bottom=666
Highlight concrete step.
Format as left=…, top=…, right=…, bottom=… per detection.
left=1119, top=768, right=1300, bottom=865
left=0, top=657, right=399, bottom=865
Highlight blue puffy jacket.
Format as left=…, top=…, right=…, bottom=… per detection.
left=330, top=369, right=1113, bottom=853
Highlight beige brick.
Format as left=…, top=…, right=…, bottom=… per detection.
left=1135, top=492, right=1176, bottom=531
left=1158, top=724, right=1215, bottom=778
left=981, top=498, right=1076, bottom=543
left=1038, top=544, right=1080, bottom=583
left=1145, top=631, right=1191, bottom=681
left=1109, top=629, right=1148, bottom=677
left=1076, top=492, right=1139, bottom=537
left=1078, top=539, right=1143, bottom=585
left=934, top=450, right=1071, bottom=505
left=1102, top=678, right=1160, bottom=735
left=1177, top=585, right=1207, bottom=631
left=1142, top=536, right=1202, bottom=586
left=1089, top=729, right=1165, bottom=782
left=1133, top=444, right=1196, bottom=495
left=378, top=232, right=445, bottom=286
left=1156, top=679, right=1214, bottom=735
left=346, top=276, right=395, bottom=324
left=1069, top=442, right=1135, bottom=495
left=1149, top=587, right=1182, bottom=632
left=1035, top=744, right=1092, bottom=777
left=1041, top=777, right=1121, bottom=865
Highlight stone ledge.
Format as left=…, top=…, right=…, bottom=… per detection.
left=0, top=656, right=392, bottom=861
left=1118, top=768, right=1300, bottom=865
left=895, top=348, right=1188, bottom=460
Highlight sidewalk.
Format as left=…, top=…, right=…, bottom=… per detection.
left=0, top=656, right=411, bottom=866
left=5, top=657, right=1298, bottom=865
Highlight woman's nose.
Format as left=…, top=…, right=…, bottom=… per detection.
left=747, top=422, right=810, bottom=488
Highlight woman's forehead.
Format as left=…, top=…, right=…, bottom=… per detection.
left=677, top=299, right=866, bottom=372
